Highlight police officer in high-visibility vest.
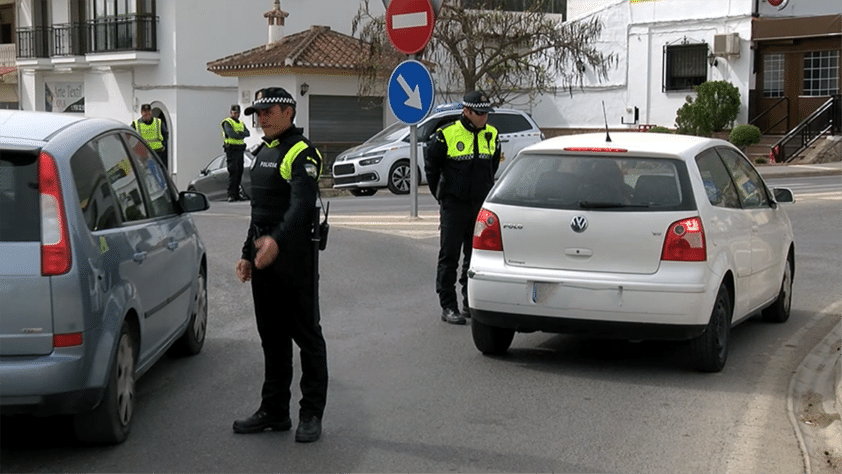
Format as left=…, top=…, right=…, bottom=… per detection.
left=425, top=91, right=501, bottom=325
left=233, top=87, right=328, bottom=443
left=221, top=104, right=251, bottom=201
left=132, top=103, right=169, bottom=168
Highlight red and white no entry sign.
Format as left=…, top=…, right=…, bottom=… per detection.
left=386, top=0, right=435, bottom=55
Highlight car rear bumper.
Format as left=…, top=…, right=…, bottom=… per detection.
left=471, top=308, right=707, bottom=340
left=468, top=261, right=714, bottom=332
left=0, top=351, right=104, bottom=416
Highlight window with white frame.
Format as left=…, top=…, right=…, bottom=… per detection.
left=803, top=51, right=839, bottom=96
left=763, top=53, right=785, bottom=98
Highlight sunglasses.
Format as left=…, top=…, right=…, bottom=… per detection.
left=470, top=109, right=488, bottom=116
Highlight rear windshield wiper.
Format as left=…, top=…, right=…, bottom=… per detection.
left=578, top=201, right=650, bottom=209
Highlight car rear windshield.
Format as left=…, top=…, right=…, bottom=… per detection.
left=488, top=153, right=696, bottom=212
left=0, top=150, right=40, bottom=242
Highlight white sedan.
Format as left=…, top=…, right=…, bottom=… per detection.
left=467, top=132, right=795, bottom=372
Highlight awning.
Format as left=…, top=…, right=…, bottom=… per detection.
left=753, top=14, right=842, bottom=41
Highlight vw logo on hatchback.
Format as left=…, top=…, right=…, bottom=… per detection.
left=571, top=215, right=588, bottom=233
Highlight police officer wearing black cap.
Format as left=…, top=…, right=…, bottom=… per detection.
left=425, top=91, right=501, bottom=325
left=232, top=87, right=328, bottom=443
left=221, top=104, right=250, bottom=201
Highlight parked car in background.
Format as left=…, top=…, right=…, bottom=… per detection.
left=188, top=150, right=255, bottom=201
left=468, top=132, right=795, bottom=372
left=332, top=104, right=544, bottom=196
left=0, top=110, right=210, bottom=444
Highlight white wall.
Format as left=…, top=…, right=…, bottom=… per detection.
left=532, top=0, right=755, bottom=131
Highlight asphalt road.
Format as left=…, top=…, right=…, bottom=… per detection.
left=1, top=175, right=839, bottom=473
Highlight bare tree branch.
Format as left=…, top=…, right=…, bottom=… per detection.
left=352, top=0, right=616, bottom=105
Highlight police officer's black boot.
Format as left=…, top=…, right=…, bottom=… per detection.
left=233, top=409, right=292, bottom=434
left=295, top=416, right=322, bottom=442
left=441, top=308, right=466, bottom=325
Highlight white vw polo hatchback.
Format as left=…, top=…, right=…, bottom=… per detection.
left=468, top=132, right=795, bottom=372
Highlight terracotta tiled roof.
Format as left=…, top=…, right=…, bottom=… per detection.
left=207, top=25, right=403, bottom=76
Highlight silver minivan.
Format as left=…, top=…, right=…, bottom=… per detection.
left=0, top=110, right=210, bottom=444
left=332, top=104, right=544, bottom=196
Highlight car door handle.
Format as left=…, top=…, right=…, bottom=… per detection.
left=133, top=251, right=147, bottom=263
left=167, top=241, right=179, bottom=251
left=500, top=138, right=510, bottom=142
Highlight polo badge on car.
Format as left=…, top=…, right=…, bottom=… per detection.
left=570, top=215, right=588, bottom=233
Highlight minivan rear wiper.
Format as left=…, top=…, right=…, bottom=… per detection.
left=578, top=201, right=650, bottom=209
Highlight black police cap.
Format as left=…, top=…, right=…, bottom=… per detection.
left=462, top=91, right=493, bottom=113
left=244, top=87, right=296, bottom=115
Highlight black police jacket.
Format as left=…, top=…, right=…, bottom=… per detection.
left=240, top=126, right=321, bottom=261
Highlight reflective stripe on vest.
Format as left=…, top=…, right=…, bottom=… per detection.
left=221, top=117, right=246, bottom=146
left=134, top=118, right=163, bottom=150
left=266, top=140, right=322, bottom=181
left=441, top=121, right=498, bottom=161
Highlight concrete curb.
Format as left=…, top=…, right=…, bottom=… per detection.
left=789, top=319, right=842, bottom=474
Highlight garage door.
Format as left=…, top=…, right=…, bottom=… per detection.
left=308, top=95, right=383, bottom=143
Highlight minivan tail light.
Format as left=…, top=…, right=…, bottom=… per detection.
left=39, top=152, right=72, bottom=275
left=473, top=208, right=503, bottom=251
left=661, top=217, right=706, bottom=262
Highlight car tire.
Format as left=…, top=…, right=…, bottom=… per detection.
left=350, top=188, right=377, bottom=197
left=690, top=283, right=732, bottom=373
left=170, top=264, right=208, bottom=356
left=472, top=317, right=515, bottom=355
left=73, top=320, right=136, bottom=444
left=762, top=255, right=793, bottom=323
left=387, top=160, right=418, bottom=195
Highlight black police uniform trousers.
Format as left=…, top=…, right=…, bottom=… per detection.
left=249, top=241, right=328, bottom=420
left=225, top=145, right=246, bottom=199
left=436, top=197, right=484, bottom=312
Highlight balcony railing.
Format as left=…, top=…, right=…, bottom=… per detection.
left=16, top=14, right=158, bottom=59
left=52, top=23, right=88, bottom=57
left=88, top=14, right=157, bottom=53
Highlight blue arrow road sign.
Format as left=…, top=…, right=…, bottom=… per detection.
left=388, top=59, right=435, bottom=125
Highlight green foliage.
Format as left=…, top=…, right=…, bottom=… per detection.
left=674, top=81, right=741, bottom=137
left=754, top=156, right=768, bottom=164
left=647, top=126, right=672, bottom=133
left=729, top=124, right=762, bottom=148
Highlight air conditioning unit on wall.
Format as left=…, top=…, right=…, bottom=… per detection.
left=713, top=33, right=740, bottom=57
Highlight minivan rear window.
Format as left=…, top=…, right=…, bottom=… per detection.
left=0, top=151, right=40, bottom=242
left=488, top=153, right=696, bottom=212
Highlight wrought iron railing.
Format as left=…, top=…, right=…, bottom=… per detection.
left=749, top=97, right=789, bottom=135
left=88, top=14, right=157, bottom=53
left=15, top=15, right=157, bottom=59
left=52, top=23, right=87, bottom=57
left=15, top=26, right=50, bottom=58
left=770, top=95, right=840, bottom=163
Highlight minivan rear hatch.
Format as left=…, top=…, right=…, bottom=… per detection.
left=1, top=148, right=54, bottom=356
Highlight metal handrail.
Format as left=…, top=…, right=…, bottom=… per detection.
left=749, top=97, right=789, bottom=135
left=770, top=95, right=837, bottom=163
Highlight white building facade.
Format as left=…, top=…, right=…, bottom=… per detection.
left=533, top=0, right=840, bottom=134
left=12, top=0, right=382, bottom=189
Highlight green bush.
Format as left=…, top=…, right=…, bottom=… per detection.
left=729, top=124, right=762, bottom=148
left=675, top=80, right=741, bottom=137
left=647, top=126, right=672, bottom=133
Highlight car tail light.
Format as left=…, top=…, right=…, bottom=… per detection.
left=661, top=217, right=706, bottom=262
left=54, top=332, right=83, bottom=348
left=39, top=152, right=72, bottom=275
left=473, top=208, right=503, bottom=251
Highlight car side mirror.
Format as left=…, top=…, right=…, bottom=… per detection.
left=179, top=190, right=210, bottom=213
left=772, top=187, right=795, bottom=204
